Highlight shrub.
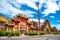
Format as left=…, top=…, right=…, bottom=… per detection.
left=29, top=31, right=46, bottom=36
left=52, top=32, right=59, bottom=35
left=0, top=30, right=2, bottom=36
left=29, top=32, right=33, bottom=36
left=33, top=31, right=37, bottom=35
left=29, top=31, right=37, bottom=36
left=6, top=31, right=13, bottom=36
left=0, top=31, right=20, bottom=36
left=10, top=31, right=20, bottom=36
left=0, top=30, right=6, bottom=36
left=14, top=31, right=20, bottom=36
left=39, top=32, right=46, bottom=35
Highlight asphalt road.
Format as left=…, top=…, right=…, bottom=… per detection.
left=0, top=35, right=60, bottom=40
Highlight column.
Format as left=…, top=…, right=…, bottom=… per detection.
left=18, top=23, right=20, bottom=31
left=12, top=26, right=14, bottom=31
left=26, top=23, right=28, bottom=32
left=6, top=26, right=8, bottom=31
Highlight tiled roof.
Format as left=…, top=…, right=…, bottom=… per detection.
left=0, top=16, right=7, bottom=23
left=17, top=14, right=29, bottom=19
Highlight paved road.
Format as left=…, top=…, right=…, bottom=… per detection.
left=0, top=35, right=60, bottom=40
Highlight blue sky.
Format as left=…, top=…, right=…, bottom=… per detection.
left=0, top=0, right=60, bottom=30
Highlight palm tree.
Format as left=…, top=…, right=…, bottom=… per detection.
left=37, top=2, right=41, bottom=31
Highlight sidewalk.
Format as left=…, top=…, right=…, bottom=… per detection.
left=0, top=34, right=59, bottom=38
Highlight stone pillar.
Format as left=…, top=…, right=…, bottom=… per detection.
left=26, top=23, right=28, bottom=33
left=12, top=26, right=14, bottom=31
left=18, top=17, right=20, bottom=32
left=27, top=25, right=28, bottom=32
left=6, top=26, right=8, bottom=31
left=18, top=23, right=20, bottom=31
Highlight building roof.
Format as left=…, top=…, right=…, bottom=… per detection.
left=0, top=16, right=7, bottom=23
left=5, top=23, right=14, bottom=27
left=11, top=18, right=20, bottom=22
left=17, top=14, right=29, bottom=20
left=0, top=27, right=5, bottom=30
left=7, top=20, right=13, bottom=24
left=27, top=21, right=32, bottom=24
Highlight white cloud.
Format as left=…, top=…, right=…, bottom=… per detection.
left=56, top=24, right=60, bottom=30
left=13, top=0, right=60, bottom=17
left=57, top=25, right=60, bottom=27
left=28, top=19, right=38, bottom=22
left=51, top=24, right=60, bottom=30
left=28, top=15, right=34, bottom=17
left=22, top=10, right=36, bottom=15
left=28, top=19, right=44, bottom=24
left=40, top=19, right=44, bottom=23
left=16, top=0, right=38, bottom=10
left=50, top=16, right=54, bottom=18
left=7, top=7, right=36, bottom=18
left=0, top=0, right=60, bottom=18
left=29, top=0, right=39, bottom=3
left=0, top=0, right=21, bottom=17
left=42, top=0, right=60, bottom=16
left=19, top=10, right=36, bottom=18
left=0, top=0, right=36, bottom=18
left=58, top=1, right=60, bottom=8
